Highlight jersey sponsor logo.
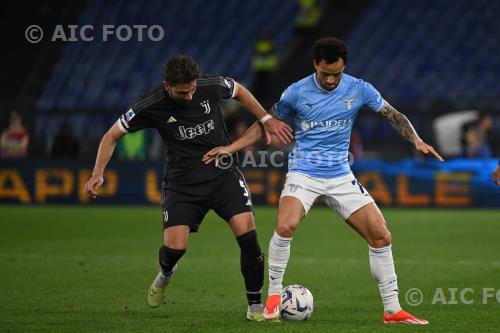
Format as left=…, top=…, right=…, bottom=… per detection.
left=200, top=100, right=211, bottom=114
left=175, top=119, right=215, bottom=140
left=342, top=98, right=355, bottom=110
left=300, top=119, right=353, bottom=132
left=167, top=116, right=177, bottom=123
left=125, top=108, right=135, bottom=121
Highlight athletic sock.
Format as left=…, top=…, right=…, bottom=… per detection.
left=236, top=230, right=264, bottom=305
left=154, top=245, right=185, bottom=288
left=268, top=231, right=292, bottom=295
left=369, top=244, right=402, bottom=314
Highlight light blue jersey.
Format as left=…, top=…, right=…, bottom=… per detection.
left=272, top=73, right=384, bottom=178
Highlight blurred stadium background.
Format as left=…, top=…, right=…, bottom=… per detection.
left=1, top=0, right=500, bottom=206
left=1, top=1, right=499, bottom=332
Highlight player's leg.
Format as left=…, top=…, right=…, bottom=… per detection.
left=148, top=224, right=190, bottom=308
left=229, top=212, right=264, bottom=306
left=345, top=202, right=399, bottom=312
left=263, top=196, right=305, bottom=320
left=264, top=172, right=321, bottom=320
left=212, top=169, right=264, bottom=320
left=148, top=187, right=208, bottom=308
left=327, top=174, right=428, bottom=324
left=227, top=212, right=265, bottom=321
left=346, top=203, right=428, bottom=324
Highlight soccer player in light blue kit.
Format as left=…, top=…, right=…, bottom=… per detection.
left=203, top=37, right=443, bottom=324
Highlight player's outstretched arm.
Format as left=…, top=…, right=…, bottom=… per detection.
left=84, top=121, right=125, bottom=198
left=378, top=100, right=444, bottom=161
left=202, top=121, right=265, bottom=165
left=233, top=82, right=293, bottom=144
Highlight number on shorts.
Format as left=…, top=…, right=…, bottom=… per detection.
left=239, top=180, right=249, bottom=197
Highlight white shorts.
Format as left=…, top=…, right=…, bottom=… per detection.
left=280, top=172, right=374, bottom=220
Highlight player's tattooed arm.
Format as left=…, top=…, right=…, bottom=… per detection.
left=379, top=100, right=444, bottom=161
left=378, top=101, right=419, bottom=143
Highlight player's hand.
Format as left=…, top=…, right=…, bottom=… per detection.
left=415, top=139, right=444, bottom=162
left=492, top=165, right=500, bottom=186
left=263, top=118, right=293, bottom=144
left=202, top=146, right=233, bottom=165
left=84, top=174, right=104, bottom=198
left=263, top=130, right=272, bottom=145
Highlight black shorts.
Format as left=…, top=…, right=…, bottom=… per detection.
left=160, top=168, right=254, bottom=232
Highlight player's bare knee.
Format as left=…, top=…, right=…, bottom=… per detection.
left=276, top=223, right=296, bottom=238
left=164, top=237, right=188, bottom=250
left=369, top=232, right=392, bottom=248
left=229, top=212, right=255, bottom=237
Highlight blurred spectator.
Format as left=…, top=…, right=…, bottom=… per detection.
left=251, top=32, right=278, bottom=107
left=1, top=110, right=29, bottom=159
left=433, top=110, right=478, bottom=157
left=117, top=130, right=146, bottom=161
left=50, top=121, right=80, bottom=158
left=462, top=113, right=493, bottom=158
left=294, top=0, right=321, bottom=39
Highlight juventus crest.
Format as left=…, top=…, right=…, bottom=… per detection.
left=200, top=100, right=211, bottom=114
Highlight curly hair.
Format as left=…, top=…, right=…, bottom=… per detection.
left=313, top=37, right=348, bottom=65
left=163, top=55, right=200, bottom=85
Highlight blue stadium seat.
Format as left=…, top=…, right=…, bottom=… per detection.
left=346, top=0, right=500, bottom=109
left=38, top=0, right=298, bottom=111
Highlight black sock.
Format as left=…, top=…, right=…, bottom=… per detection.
left=236, top=230, right=264, bottom=305
left=159, top=245, right=186, bottom=276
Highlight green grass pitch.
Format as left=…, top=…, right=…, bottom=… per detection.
left=1, top=205, right=499, bottom=332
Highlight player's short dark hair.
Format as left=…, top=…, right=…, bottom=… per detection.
left=313, top=37, right=348, bottom=65
left=163, top=55, right=200, bottom=85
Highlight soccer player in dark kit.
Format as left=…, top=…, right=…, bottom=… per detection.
left=84, top=55, right=293, bottom=320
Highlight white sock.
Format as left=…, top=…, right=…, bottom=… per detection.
left=153, top=264, right=177, bottom=288
left=268, top=231, right=292, bottom=295
left=369, top=245, right=402, bottom=314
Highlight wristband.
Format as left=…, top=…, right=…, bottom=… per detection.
left=260, top=114, right=273, bottom=124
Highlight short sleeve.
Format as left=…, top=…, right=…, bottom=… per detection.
left=215, top=76, right=236, bottom=99
left=363, top=81, right=384, bottom=112
left=117, top=107, right=155, bottom=133
left=271, top=84, right=297, bottom=121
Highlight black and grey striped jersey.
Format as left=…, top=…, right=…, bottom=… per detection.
left=117, top=75, right=236, bottom=186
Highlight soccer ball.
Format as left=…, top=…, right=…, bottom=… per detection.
left=280, top=284, right=314, bottom=320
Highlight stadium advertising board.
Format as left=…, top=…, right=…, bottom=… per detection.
left=0, top=160, right=499, bottom=207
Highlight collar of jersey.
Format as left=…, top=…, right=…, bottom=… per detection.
left=313, top=73, right=343, bottom=94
